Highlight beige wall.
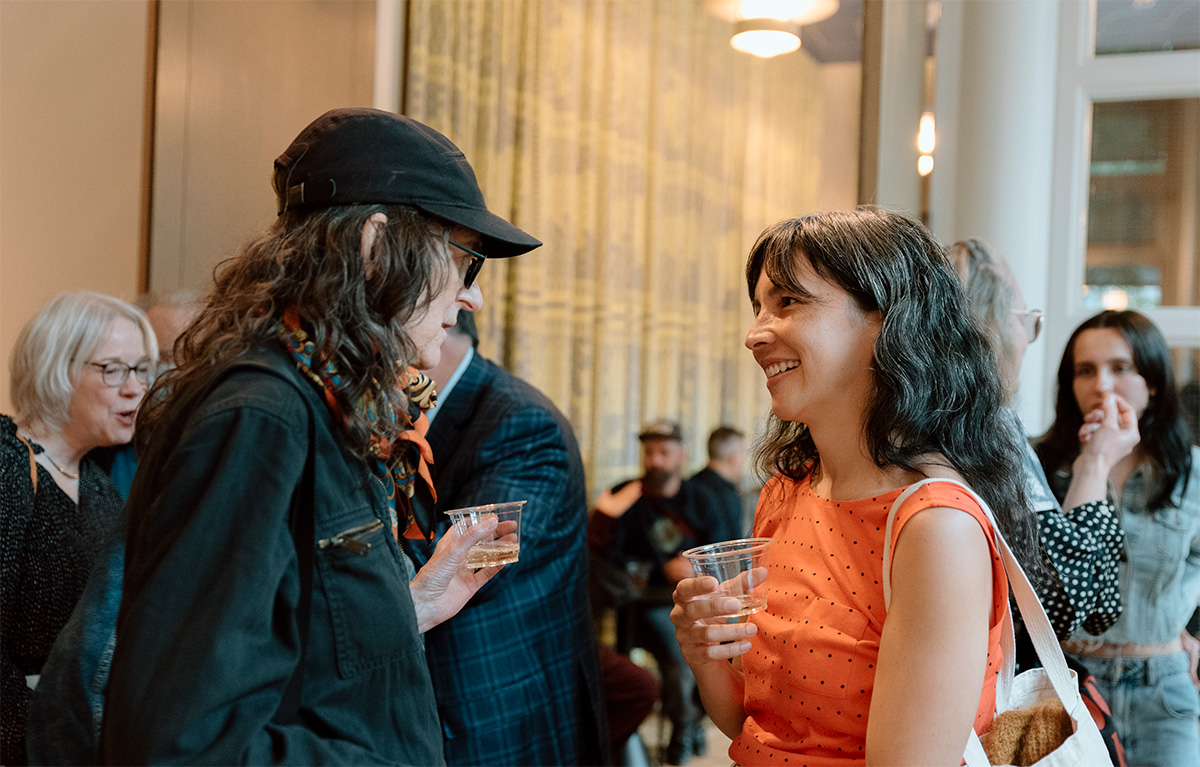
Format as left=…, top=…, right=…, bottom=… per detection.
left=150, top=0, right=376, bottom=294
left=816, top=61, right=862, bottom=212
left=0, top=0, right=151, bottom=414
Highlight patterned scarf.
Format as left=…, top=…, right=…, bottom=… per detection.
left=277, top=307, right=437, bottom=540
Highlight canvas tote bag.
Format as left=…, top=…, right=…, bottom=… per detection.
left=883, top=478, right=1113, bottom=767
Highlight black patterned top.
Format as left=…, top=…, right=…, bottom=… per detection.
left=0, top=415, right=124, bottom=765
left=1019, top=434, right=1123, bottom=639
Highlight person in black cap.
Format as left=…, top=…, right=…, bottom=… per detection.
left=98, top=108, right=539, bottom=765
left=588, top=419, right=734, bottom=765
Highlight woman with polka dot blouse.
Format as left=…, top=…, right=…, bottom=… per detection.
left=670, top=209, right=1049, bottom=766
left=950, top=239, right=1134, bottom=643
left=1039, top=310, right=1200, bottom=767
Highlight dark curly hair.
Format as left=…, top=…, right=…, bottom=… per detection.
left=1037, top=310, right=1192, bottom=511
left=746, top=208, right=1046, bottom=587
left=138, top=202, right=451, bottom=461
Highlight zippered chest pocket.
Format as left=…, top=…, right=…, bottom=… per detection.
left=319, top=518, right=384, bottom=556
left=315, top=510, right=421, bottom=679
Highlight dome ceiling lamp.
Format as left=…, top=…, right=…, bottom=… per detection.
left=704, top=0, right=841, bottom=59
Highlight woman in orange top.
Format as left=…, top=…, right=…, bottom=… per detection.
left=671, top=209, right=1050, bottom=766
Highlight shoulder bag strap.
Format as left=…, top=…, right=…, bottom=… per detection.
left=883, top=478, right=1086, bottom=766
left=15, top=431, right=38, bottom=493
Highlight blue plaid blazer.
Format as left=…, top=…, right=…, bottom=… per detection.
left=403, top=354, right=608, bottom=766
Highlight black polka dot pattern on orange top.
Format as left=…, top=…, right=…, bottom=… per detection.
left=727, top=475, right=1010, bottom=766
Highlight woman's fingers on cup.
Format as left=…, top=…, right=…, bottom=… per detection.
left=671, top=600, right=756, bottom=658
left=672, top=577, right=743, bottom=623
left=673, top=575, right=721, bottom=604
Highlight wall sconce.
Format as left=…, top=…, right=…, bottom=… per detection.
left=706, top=0, right=840, bottom=59
left=917, top=111, right=935, bottom=176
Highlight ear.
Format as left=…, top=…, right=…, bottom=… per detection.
left=360, top=212, right=389, bottom=279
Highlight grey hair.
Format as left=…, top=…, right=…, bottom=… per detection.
left=9, top=291, right=158, bottom=431
left=947, top=238, right=1020, bottom=402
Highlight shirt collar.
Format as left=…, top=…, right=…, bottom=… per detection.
left=425, top=346, right=474, bottom=424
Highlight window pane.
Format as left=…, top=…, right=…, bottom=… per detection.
left=1095, top=0, right=1200, bottom=56
left=1084, top=98, right=1200, bottom=311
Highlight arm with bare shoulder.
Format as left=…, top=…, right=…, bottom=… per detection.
left=866, top=507, right=993, bottom=766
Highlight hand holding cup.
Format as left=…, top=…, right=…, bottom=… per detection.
left=681, top=538, right=773, bottom=619
left=445, top=500, right=525, bottom=569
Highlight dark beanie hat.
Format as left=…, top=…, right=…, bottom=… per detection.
left=274, top=107, right=540, bottom=258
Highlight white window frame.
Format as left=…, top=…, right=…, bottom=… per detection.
left=1048, top=0, right=1200, bottom=359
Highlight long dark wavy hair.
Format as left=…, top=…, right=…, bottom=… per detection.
left=137, top=202, right=450, bottom=460
left=747, top=208, right=1046, bottom=586
left=1037, top=310, right=1192, bottom=510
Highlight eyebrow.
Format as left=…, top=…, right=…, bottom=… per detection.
left=93, top=355, right=153, bottom=364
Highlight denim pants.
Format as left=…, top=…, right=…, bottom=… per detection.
left=1068, top=650, right=1200, bottom=767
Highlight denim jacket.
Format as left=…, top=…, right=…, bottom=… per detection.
left=1055, top=446, right=1200, bottom=645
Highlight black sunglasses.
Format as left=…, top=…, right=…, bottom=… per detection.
left=448, top=240, right=486, bottom=290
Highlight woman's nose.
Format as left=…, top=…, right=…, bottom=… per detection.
left=745, top=315, right=770, bottom=350
left=458, top=282, right=483, bottom=313
left=120, top=374, right=146, bottom=400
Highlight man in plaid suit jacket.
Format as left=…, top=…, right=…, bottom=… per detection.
left=403, top=312, right=608, bottom=766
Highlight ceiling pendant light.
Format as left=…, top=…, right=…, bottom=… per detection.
left=706, top=0, right=840, bottom=59
left=731, top=19, right=803, bottom=58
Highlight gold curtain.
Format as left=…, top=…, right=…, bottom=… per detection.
left=405, top=0, right=823, bottom=493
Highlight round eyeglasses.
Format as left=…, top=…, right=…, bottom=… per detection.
left=1012, top=309, right=1044, bottom=344
left=86, top=360, right=154, bottom=387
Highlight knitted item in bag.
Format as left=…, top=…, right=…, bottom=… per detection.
left=982, top=698, right=1074, bottom=766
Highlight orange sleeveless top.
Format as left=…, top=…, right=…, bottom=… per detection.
left=728, top=475, right=1008, bottom=766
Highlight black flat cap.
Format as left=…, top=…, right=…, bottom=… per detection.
left=638, top=419, right=683, bottom=443
left=275, top=108, right=540, bottom=258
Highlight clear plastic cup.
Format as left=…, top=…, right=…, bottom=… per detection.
left=444, top=500, right=525, bottom=568
left=681, top=537, right=774, bottom=618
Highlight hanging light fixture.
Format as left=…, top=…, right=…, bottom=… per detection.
left=705, top=0, right=840, bottom=59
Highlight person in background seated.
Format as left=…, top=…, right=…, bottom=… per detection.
left=950, top=239, right=1134, bottom=644
left=598, top=644, right=661, bottom=765
left=1040, top=310, right=1200, bottom=767
left=100, top=107, right=537, bottom=764
left=672, top=209, right=1049, bottom=766
left=691, top=426, right=749, bottom=538
left=403, top=310, right=608, bottom=766
left=1, top=291, right=156, bottom=765
left=590, top=420, right=733, bottom=765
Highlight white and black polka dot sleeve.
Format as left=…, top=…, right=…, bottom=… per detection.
left=1035, top=499, right=1124, bottom=638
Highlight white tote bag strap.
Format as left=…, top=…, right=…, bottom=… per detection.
left=883, top=478, right=1088, bottom=766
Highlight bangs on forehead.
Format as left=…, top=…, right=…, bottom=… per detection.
left=748, top=221, right=816, bottom=301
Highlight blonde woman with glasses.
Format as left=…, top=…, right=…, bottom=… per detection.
left=1, top=291, right=157, bottom=765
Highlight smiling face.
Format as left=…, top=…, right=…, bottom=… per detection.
left=745, top=251, right=882, bottom=429
left=63, top=317, right=152, bottom=450
left=405, top=227, right=485, bottom=369
left=1070, top=327, right=1152, bottom=419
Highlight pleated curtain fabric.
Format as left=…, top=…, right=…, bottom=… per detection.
left=403, top=0, right=823, bottom=493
